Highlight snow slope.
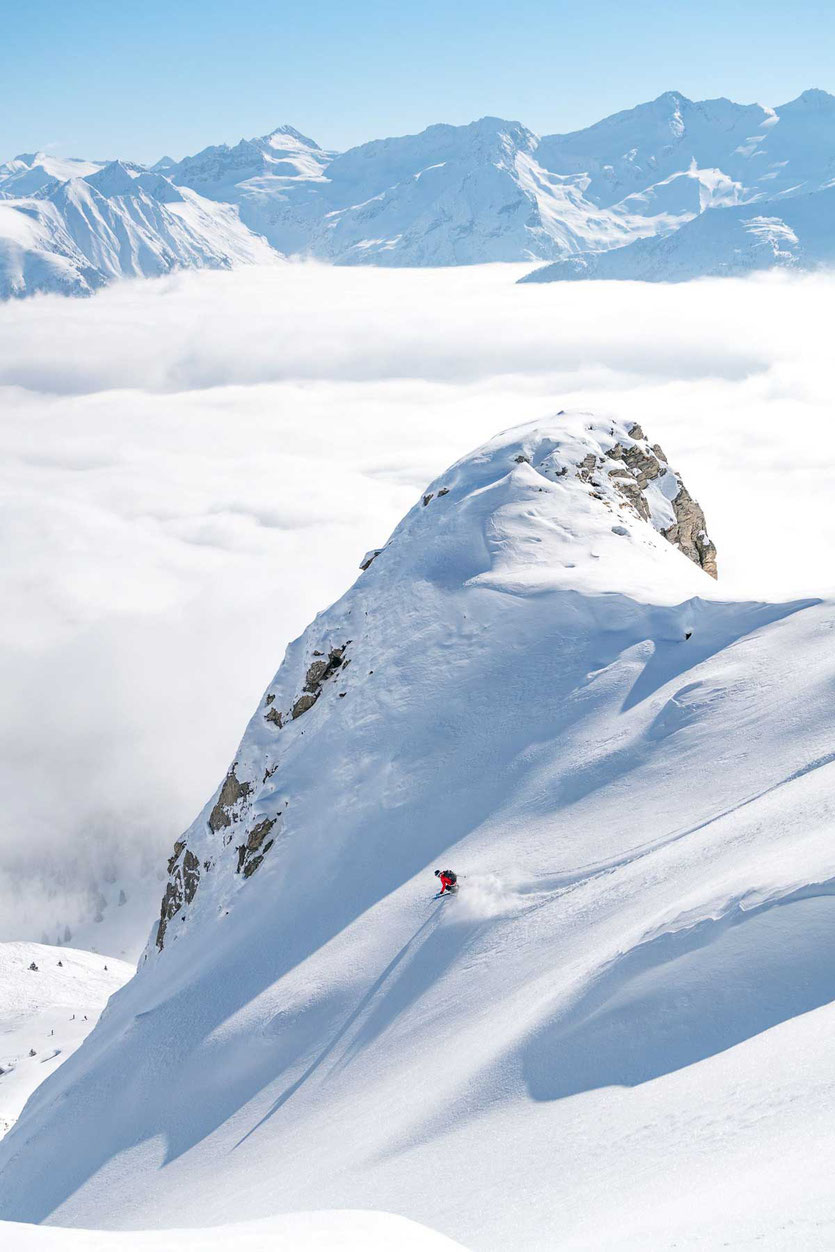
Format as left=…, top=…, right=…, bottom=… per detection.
left=0, top=162, right=276, bottom=298
left=521, top=181, right=835, bottom=282
left=0, top=1212, right=464, bottom=1252
left=0, top=943, right=132, bottom=1138
left=1, top=414, right=834, bottom=1249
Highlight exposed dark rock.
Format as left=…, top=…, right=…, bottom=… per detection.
left=265, top=708, right=283, bottom=728
left=664, top=485, right=718, bottom=579
left=183, top=850, right=200, bottom=904
left=208, top=767, right=252, bottom=833
left=304, top=659, right=330, bottom=690
left=246, top=818, right=276, bottom=851
left=167, top=840, right=185, bottom=874
left=360, top=549, right=383, bottom=570
left=156, top=839, right=205, bottom=950
left=292, top=692, right=319, bottom=719
left=437, top=487, right=450, bottom=497
left=577, top=452, right=597, bottom=481
left=600, top=428, right=718, bottom=577
left=236, top=817, right=278, bottom=875
left=423, top=493, right=433, bottom=506
left=265, top=693, right=275, bottom=706
left=243, top=840, right=274, bottom=878
left=291, top=643, right=350, bottom=719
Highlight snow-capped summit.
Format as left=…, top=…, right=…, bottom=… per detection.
left=165, top=126, right=334, bottom=198
left=150, top=413, right=716, bottom=950
left=83, top=160, right=143, bottom=197
left=0, top=151, right=102, bottom=200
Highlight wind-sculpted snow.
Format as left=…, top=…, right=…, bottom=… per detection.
left=7, top=87, right=835, bottom=292
left=1, top=412, right=834, bottom=1248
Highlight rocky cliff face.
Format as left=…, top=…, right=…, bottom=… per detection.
left=152, top=412, right=716, bottom=950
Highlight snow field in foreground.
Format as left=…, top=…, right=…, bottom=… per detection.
left=0, top=1212, right=464, bottom=1251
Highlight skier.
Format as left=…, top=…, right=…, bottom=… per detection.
left=434, top=868, right=458, bottom=895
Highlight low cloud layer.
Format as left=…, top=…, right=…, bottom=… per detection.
left=1, top=262, right=833, bottom=947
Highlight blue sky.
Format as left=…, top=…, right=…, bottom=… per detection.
left=5, top=0, right=835, bottom=162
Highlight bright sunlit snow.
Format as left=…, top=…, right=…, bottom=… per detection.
left=1, top=408, right=833, bottom=1250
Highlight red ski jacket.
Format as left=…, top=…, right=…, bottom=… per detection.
left=439, top=873, right=456, bottom=893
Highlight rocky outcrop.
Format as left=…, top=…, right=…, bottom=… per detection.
left=236, top=816, right=278, bottom=878
left=156, top=841, right=197, bottom=949
left=155, top=642, right=352, bottom=946
left=550, top=421, right=718, bottom=578
left=663, top=484, right=718, bottom=579
left=208, top=767, right=252, bottom=833
left=270, top=643, right=351, bottom=725
left=156, top=767, right=254, bottom=947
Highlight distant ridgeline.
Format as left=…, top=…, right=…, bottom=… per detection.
left=4, top=90, right=835, bottom=295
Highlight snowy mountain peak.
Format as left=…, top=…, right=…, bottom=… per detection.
left=263, top=125, right=322, bottom=150
left=780, top=86, right=835, bottom=111
left=84, top=160, right=140, bottom=197
left=150, top=413, right=715, bottom=954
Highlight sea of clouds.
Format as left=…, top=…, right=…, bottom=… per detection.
left=2, top=261, right=833, bottom=948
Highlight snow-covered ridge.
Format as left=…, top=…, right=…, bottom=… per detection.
left=6, top=87, right=835, bottom=293
left=0, top=157, right=276, bottom=299
left=153, top=414, right=716, bottom=948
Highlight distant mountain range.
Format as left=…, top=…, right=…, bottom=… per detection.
left=4, top=89, right=835, bottom=296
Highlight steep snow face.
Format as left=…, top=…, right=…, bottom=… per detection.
left=152, top=414, right=716, bottom=950
left=0, top=943, right=131, bottom=1139
left=0, top=169, right=277, bottom=299
left=1, top=415, right=833, bottom=1249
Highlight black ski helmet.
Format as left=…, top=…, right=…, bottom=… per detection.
left=434, top=869, right=441, bottom=876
